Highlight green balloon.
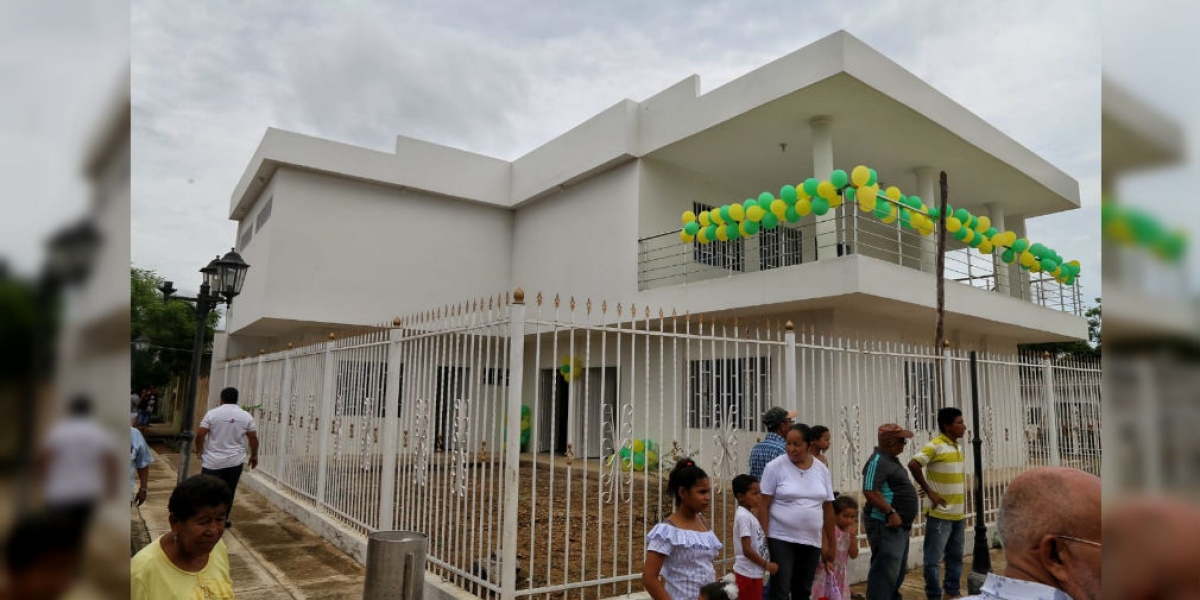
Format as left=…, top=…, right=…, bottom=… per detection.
left=954, top=208, right=970, bottom=222
left=908, top=195, right=923, bottom=209
left=952, top=227, right=969, bottom=241
left=720, top=205, right=733, bottom=223
left=830, top=169, right=849, bottom=189
left=726, top=223, right=740, bottom=240
left=968, top=234, right=982, bottom=248
left=684, top=222, right=700, bottom=235
left=812, top=197, right=830, bottom=216
left=1065, top=274, right=1076, bottom=285
left=985, top=227, right=998, bottom=238
left=927, top=207, right=940, bottom=219
left=780, top=185, right=798, bottom=203
left=1013, top=239, right=1030, bottom=253
left=785, top=205, right=800, bottom=222
left=802, top=178, right=820, bottom=197
left=619, top=446, right=631, bottom=458
left=744, top=198, right=758, bottom=210
left=867, top=168, right=878, bottom=186
left=844, top=187, right=857, bottom=202
left=1001, top=249, right=1016, bottom=263
left=1041, top=259, right=1058, bottom=272
left=1030, top=243, right=1046, bottom=258
left=873, top=200, right=892, bottom=220
left=743, top=220, right=760, bottom=235
left=899, top=209, right=912, bottom=227
left=762, top=213, right=779, bottom=230
left=758, top=192, right=774, bottom=205
left=705, top=225, right=718, bottom=240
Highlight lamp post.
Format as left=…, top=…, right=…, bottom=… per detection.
left=158, top=249, right=249, bottom=484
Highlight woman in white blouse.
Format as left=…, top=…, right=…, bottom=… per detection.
left=758, top=423, right=836, bottom=600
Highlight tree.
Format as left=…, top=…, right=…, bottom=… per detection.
left=1021, top=298, right=1101, bottom=360
left=131, top=267, right=220, bottom=390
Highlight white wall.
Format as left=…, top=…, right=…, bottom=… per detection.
left=510, top=161, right=641, bottom=300
left=227, top=168, right=514, bottom=333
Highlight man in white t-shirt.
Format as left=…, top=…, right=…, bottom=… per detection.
left=195, top=387, right=258, bottom=526
left=37, top=395, right=119, bottom=542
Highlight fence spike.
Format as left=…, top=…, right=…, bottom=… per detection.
left=554, top=293, right=561, bottom=309
left=586, top=298, right=593, bottom=314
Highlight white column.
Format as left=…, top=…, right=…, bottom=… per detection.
left=915, top=168, right=938, bottom=273
left=985, top=203, right=1009, bottom=295
left=316, top=339, right=336, bottom=510
left=1042, top=353, right=1061, bottom=467
left=278, top=351, right=294, bottom=485
left=377, top=328, right=403, bottom=530
left=810, top=117, right=838, bottom=261
left=1010, top=217, right=1029, bottom=300
left=502, top=290, right=527, bottom=600
left=784, top=322, right=797, bottom=408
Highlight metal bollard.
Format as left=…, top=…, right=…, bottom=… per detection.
left=363, top=531, right=427, bottom=600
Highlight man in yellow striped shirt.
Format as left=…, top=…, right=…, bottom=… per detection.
left=909, top=407, right=967, bottom=600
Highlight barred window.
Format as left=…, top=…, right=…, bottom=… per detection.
left=760, top=226, right=803, bottom=270
left=255, top=197, right=273, bottom=231
left=335, top=360, right=402, bottom=417
left=904, top=360, right=938, bottom=431
left=692, top=202, right=744, bottom=272
left=688, top=357, right=771, bottom=430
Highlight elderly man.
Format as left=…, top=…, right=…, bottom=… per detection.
left=862, top=423, right=918, bottom=600
left=961, top=467, right=1101, bottom=600
left=749, top=406, right=796, bottom=480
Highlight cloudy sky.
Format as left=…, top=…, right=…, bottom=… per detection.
left=130, top=0, right=1106, bottom=303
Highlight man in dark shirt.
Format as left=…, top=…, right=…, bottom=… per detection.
left=862, top=423, right=918, bottom=600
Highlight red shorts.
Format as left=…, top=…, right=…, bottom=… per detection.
left=735, top=573, right=764, bottom=600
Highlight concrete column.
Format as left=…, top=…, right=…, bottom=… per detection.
left=1010, top=217, right=1029, bottom=300
left=810, top=117, right=838, bottom=261
left=985, top=203, right=1009, bottom=295
left=915, top=168, right=938, bottom=273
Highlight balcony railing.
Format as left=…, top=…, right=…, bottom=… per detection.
left=638, top=208, right=1085, bottom=315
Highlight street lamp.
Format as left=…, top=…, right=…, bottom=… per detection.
left=159, top=248, right=250, bottom=483
left=133, top=335, right=152, bottom=353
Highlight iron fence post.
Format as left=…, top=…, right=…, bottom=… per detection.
left=502, top=290, right=527, bottom=600
left=378, top=327, right=404, bottom=530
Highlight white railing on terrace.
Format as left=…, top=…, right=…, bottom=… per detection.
left=638, top=208, right=1085, bottom=316
left=221, top=291, right=1100, bottom=600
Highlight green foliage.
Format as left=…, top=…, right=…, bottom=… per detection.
left=1021, top=298, right=1101, bottom=359
left=131, top=267, right=220, bottom=390
left=0, top=277, right=43, bottom=382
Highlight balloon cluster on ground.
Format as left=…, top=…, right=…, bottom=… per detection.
left=679, top=165, right=1082, bottom=285
left=559, top=355, right=585, bottom=382
left=615, top=438, right=658, bottom=472
left=1102, top=199, right=1189, bottom=264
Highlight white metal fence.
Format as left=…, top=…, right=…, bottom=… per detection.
left=216, top=290, right=1100, bottom=600
left=638, top=207, right=1085, bottom=315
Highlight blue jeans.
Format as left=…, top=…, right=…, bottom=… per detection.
left=137, top=410, right=151, bottom=426
left=922, top=516, right=965, bottom=600
left=865, top=519, right=911, bottom=600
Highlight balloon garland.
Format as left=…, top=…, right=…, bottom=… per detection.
left=1102, top=199, right=1188, bottom=264
left=559, top=355, right=585, bottom=382
left=679, top=165, right=1082, bottom=286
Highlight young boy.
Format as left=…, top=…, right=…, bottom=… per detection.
left=732, top=474, right=778, bottom=600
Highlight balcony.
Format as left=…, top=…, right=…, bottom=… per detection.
left=638, top=208, right=1085, bottom=316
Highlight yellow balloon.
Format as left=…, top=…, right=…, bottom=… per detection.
left=697, top=229, right=710, bottom=244
left=796, top=198, right=812, bottom=216
left=716, top=227, right=729, bottom=242
left=739, top=222, right=751, bottom=237
left=1020, top=251, right=1036, bottom=267
left=885, top=186, right=902, bottom=200
left=680, top=231, right=694, bottom=243
left=975, top=216, right=991, bottom=233
left=858, top=197, right=877, bottom=212
left=817, top=181, right=837, bottom=201
left=978, top=240, right=993, bottom=254
left=747, top=205, right=766, bottom=222
left=918, top=222, right=935, bottom=236
left=851, top=165, right=871, bottom=187
left=797, top=184, right=811, bottom=200
left=682, top=210, right=697, bottom=224
left=859, top=184, right=879, bottom=205
left=828, top=193, right=843, bottom=208
left=699, top=211, right=711, bottom=227
left=770, top=199, right=787, bottom=216
left=711, top=210, right=725, bottom=225
left=962, top=229, right=975, bottom=244
left=1068, top=259, right=1080, bottom=267
left=946, top=217, right=962, bottom=232
left=729, top=204, right=746, bottom=222
left=881, top=211, right=897, bottom=224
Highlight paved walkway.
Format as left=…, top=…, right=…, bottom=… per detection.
left=132, top=448, right=366, bottom=599
left=849, top=545, right=1006, bottom=599
left=133, top=446, right=1005, bottom=600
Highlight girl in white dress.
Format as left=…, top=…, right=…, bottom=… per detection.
left=642, top=458, right=724, bottom=600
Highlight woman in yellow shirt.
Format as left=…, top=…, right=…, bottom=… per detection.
left=131, top=475, right=234, bottom=599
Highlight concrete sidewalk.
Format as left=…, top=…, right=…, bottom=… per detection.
left=132, top=448, right=366, bottom=599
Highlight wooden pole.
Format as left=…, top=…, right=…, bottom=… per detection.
left=935, top=171, right=948, bottom=403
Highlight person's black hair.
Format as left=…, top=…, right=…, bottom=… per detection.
left=789, top=422, right=816, bottom=443
left=699, top=581, right=734, bottom=600
left=937, top=407, right=963, bottom=432
left=67, top=395, right=92, bottom=416
left=219, top=387, right=239, bottom=404
left=3, top=511, right=81, bottom=573
left=668, top=457, right=708, bottom=505
left=833, top=495, right=859, bottom=514
left=810, top=424, right=830, bottom=440
left=731, top=474, right=758, bottom=496
left=168, top=475, right=233, bottom=522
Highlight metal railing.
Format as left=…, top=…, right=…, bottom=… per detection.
left=221, top=291, right=1100, bottom=600
left=638, top=208, right=1086, bottom=315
